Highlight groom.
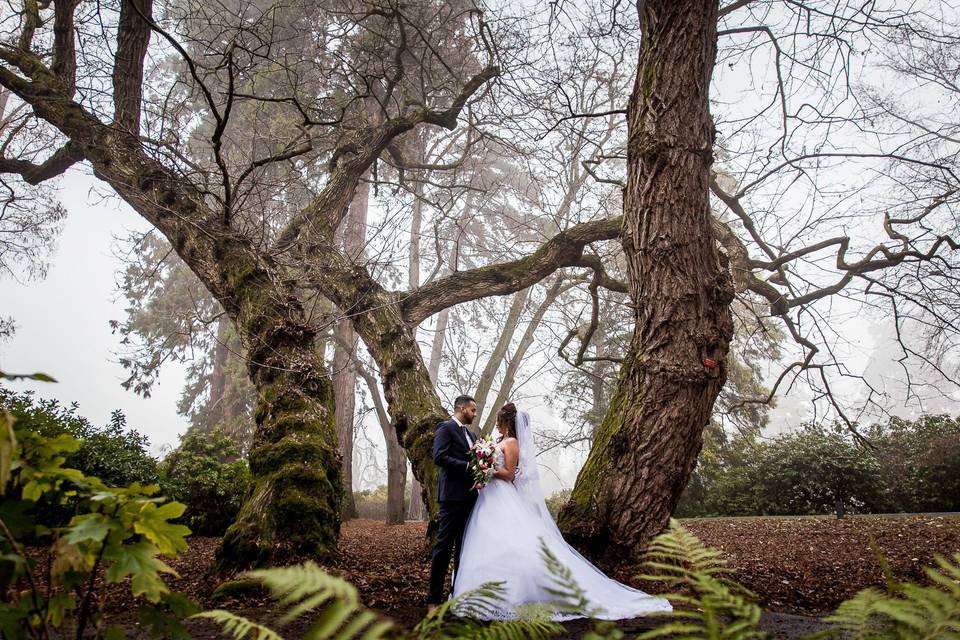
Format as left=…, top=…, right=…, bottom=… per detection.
left=426, top=394, right=479, bottom=611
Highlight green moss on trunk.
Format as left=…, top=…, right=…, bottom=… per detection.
left=215, top=250, right=343, bottom=572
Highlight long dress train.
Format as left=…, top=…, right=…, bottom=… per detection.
left=451, top=445, right=672, bottom=621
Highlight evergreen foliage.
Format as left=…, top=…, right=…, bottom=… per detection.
left=677, top=416, right=960, bottom=517
left=160, top=428, right=251, bottom=535
left=0, top=373, right=195, bottom=640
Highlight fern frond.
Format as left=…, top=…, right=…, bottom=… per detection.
left=820, top=553, right=960, bottom=640
left=454, top=617, right=564, bottom=640
left=641, top=520, right=734, bottom=585
left=238, top=561, right=393, bottom=639
left=537, top=537, right=604, bottom=618
left=412, top=582, right=564, bottom=640
left=412, top=582, right=509, bottom=638
left=190, top=610, right=284, bottom=640
left=244, top=561, right=358, bottom=623
left=636, top=522, right=770, bottom=640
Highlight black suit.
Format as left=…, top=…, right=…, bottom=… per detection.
left=427, top=418, right=478, bottom=604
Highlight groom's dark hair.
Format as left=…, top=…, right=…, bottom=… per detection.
left=453, top=395, right=475, bottom=410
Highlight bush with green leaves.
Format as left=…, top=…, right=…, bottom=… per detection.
left=160, top=428, right=251, bottom=535
left=867, top=414, right=960, bottom=513
left=676, top=416, right=960, bottom=517
left=0, top=376, right=196, bottom=640
left=0, top=385, right=160, bottom=488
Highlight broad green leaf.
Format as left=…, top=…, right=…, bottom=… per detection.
left=66, top=513, right=112, bottom=545
left=0, top=600, right=30, bottom=639
left=46, top=592, right=76, bottom=626
left=134, top=501, right=190, bottom=556
left=21, top=480, right=42, bottom=501
left=104, top=540, right=176, bottom=603
left=50, top=538, right=89, bottom=584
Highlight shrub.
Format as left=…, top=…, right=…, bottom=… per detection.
left=354, top=484, right=390, bottom=520
left=0, top=386, right=160, bottom=488
left=160, top=428, right=251, bottom=535
left=675, top=417, right=960, bottom=518
left=0, top=377, right=196, bottom=640
left=353, top=483, right=414, bottom=520
left=868, top=414, right=960, bottom=512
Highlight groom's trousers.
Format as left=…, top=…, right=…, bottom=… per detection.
left=427, top=499, right=475, bottom=604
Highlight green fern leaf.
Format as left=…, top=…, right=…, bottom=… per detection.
left=637, top=521, right=770, bottom=640
left=191, top=610, right=283, bottom=640
left=820, top=553, right=960, bottom=640
left=537, top=538, right=603, bottom=617
left=244, top=562, right=358, bottom=624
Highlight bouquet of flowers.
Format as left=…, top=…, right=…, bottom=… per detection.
left=468, top=438, right=496, bottom=490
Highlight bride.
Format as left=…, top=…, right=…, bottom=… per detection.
left=451, top=402, right=672, bottom=620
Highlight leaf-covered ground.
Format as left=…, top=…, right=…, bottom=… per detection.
left=34, top=514, right=960, bottom=638
left=323, top=515, right=960, bottom=619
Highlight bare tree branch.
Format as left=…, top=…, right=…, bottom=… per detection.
left=401, top=216, right=622, bottom=325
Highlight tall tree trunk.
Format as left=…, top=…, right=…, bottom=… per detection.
left=480, top=277, right=566, bottom=437
left=333, top=318, right=359, bottom=519
left=216, top=250, right=343, bottom=571
left=354, top=356, right=407, bottom=524
left=207, top=317, right=231, bottom=429
left=405, top=166, right=427, bottom=522
left=474, top=289, right=529, bottom=424
left=384, top=422, right=407, bottom=524
left=332, top=179, right=370, bottom=519
left=558, top=0, right=733, bottom=561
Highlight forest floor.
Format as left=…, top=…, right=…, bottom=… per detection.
left=37, top=514, right=960, bottom=639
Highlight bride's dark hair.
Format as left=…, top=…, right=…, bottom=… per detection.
left=496, top=402, right=518, bottom=442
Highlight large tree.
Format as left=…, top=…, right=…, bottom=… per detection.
left=557, top=0, right=734, bottom=559
left=3, top=0, right=957, bottom=568
left=554, top=0, right=960, bottom=558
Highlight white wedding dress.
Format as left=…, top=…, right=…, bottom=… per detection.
left=451, top=411, right=672, bottom=621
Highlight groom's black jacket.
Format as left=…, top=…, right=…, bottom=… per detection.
left=433, top=419, right=478, bottom=502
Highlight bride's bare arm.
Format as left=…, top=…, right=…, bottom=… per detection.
left=493, top=438, right=519, bottom=482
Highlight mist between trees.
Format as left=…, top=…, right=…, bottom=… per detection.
left=1, top=0, right=958, bottom=569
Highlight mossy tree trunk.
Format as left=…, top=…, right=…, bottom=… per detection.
left=558, top=0, right=734, bottom=562
left=216, top=247, right=343, bottom=571
left=351, top=297, right=448, bottom=525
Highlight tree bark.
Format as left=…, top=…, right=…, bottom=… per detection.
left=207, top=318, right=231, bottom=429
left=216, top=250, right=343, bottom=571
left=332, top=317, right=358, bottom=519
left=558, top=0, right=734, bottom=561
left=333, top=178, right=370, bottom=519
left=384, top=422, right=407, bottom=524
left=353, top=354, right=407, bottom=525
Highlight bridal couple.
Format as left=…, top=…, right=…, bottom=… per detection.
left=426, top=395, right=671, bottom=620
